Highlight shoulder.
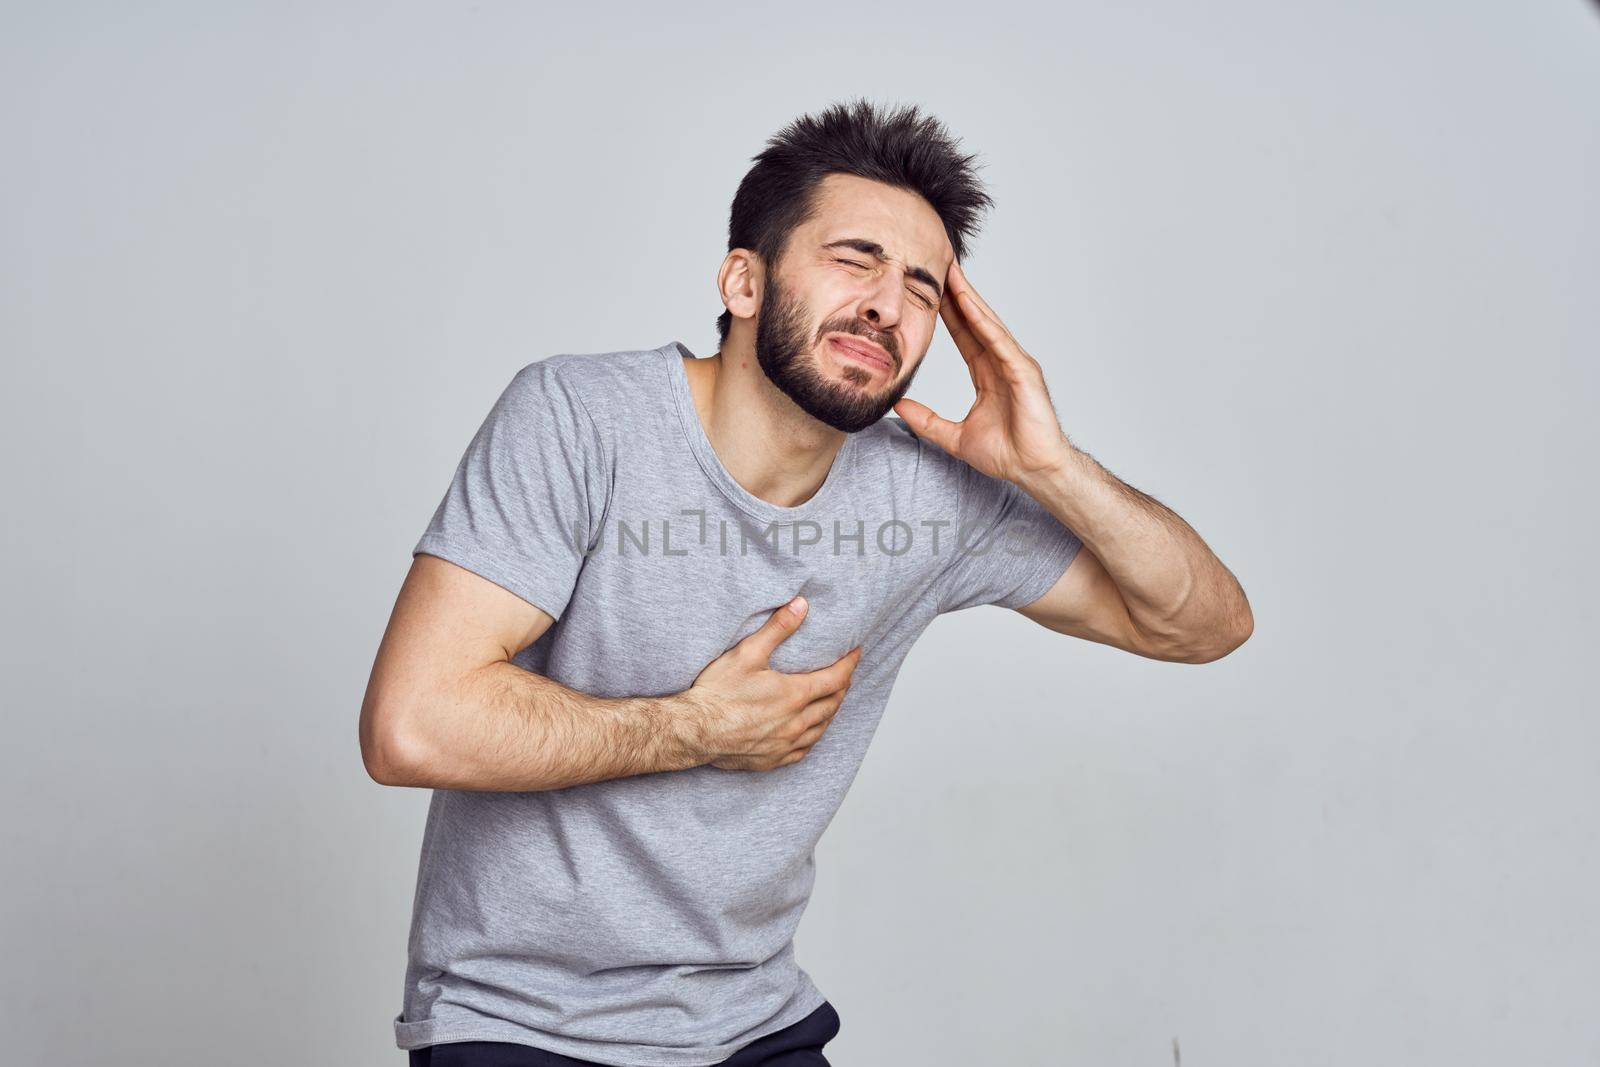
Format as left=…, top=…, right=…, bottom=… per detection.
left=853, top=413, right=973, bottom=501
left=504, top=344, right=673, bottom=427
left=856, top=413, right=928, bottom=457
left=861, top=414, right=1031, bottom=527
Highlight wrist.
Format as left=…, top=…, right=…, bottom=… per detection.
left=1015, top=438, right=1079, bottom=498
left=656, top=691, right=712, bottom=771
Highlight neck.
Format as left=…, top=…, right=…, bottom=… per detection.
left=680, top=339, right=848, bottom=509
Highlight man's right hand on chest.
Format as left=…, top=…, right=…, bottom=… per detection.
left=671, top=595, right=862, bottom=773
left=360, top=558, right=860, bottom=791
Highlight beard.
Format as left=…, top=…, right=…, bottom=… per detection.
left=753, top=268, right=920, bottom=434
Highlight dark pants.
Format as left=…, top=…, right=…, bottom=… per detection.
left=407, top=1001, right=841, bottom=1067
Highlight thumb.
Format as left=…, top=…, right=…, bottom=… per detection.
left=894, top=397, right=961, bottom=454
left=740, top=594, right=808, bottom=663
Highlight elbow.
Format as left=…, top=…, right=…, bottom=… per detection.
left=1175, top=606, right=1254, bottom=664
left=363, top=738, right=415, bottom=788
left=1227, top=599, right=1256, bottom=656
left=360, top=697, right=430, bottom=787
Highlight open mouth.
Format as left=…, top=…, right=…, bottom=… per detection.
left=827, top=335, right=894, bottom=374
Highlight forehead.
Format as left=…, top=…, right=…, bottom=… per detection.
left=797, top=172, right=954, bottom=269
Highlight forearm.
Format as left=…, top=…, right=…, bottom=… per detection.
left=389, top=663, right=706, bottom=792
left=1018, top=442, right=1252, bottom=657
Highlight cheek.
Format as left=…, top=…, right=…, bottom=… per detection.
left=906, top=320, right=933, bottom=354
left=821, top=277, right=865, bottom=318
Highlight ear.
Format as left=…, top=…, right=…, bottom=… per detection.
left=718, top=249, right=763, bottom=325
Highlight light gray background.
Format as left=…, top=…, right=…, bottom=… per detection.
left=3, top=2, right=1596, bottom=1064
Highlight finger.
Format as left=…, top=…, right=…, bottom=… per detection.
left=939, top=297, right=1003, bottom=396
left=790, top=710, right=838, bottom=751
left=740, top=595, right=807, bottom=663
left=802, top=645, right=862, bottom=701
left=948, top=262, right=1041, bottom=378
left=953, top=287, right=1008, bottom=342
left=949, top=259, right=1012, bottom=339
left=892, top=396, right=963, bottom=455
left=940, top=279, right=1013, bottom=391
left=952, top=289, right=1038, bottom=379
left=797, top=687, right=847, bottom=735
left=939, top=290, right=984, bottom=369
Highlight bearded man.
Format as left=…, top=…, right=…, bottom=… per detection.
left=360, top=98, right=1253, bottom=1067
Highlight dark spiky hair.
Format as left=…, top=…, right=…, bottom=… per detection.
left=716, top=98, right=994, bottom=346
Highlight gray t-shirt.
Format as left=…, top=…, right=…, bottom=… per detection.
left=395, top=340, right=1082, bottom=1064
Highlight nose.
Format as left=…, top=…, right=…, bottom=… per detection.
left=854, top=268, right=905, bottom=335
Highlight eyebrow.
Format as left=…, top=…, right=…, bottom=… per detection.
left=821, top=238, right=944, bottom=302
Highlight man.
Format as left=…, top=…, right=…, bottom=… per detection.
left=360, top=98, right=1252, bottom=1067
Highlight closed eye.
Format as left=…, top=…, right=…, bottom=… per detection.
left=834, top=258, right=937, bottom=310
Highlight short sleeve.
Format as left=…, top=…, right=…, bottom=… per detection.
left=412, top=359, right=610, bottom=622
left=933, top=461, right=1084, bottom=615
